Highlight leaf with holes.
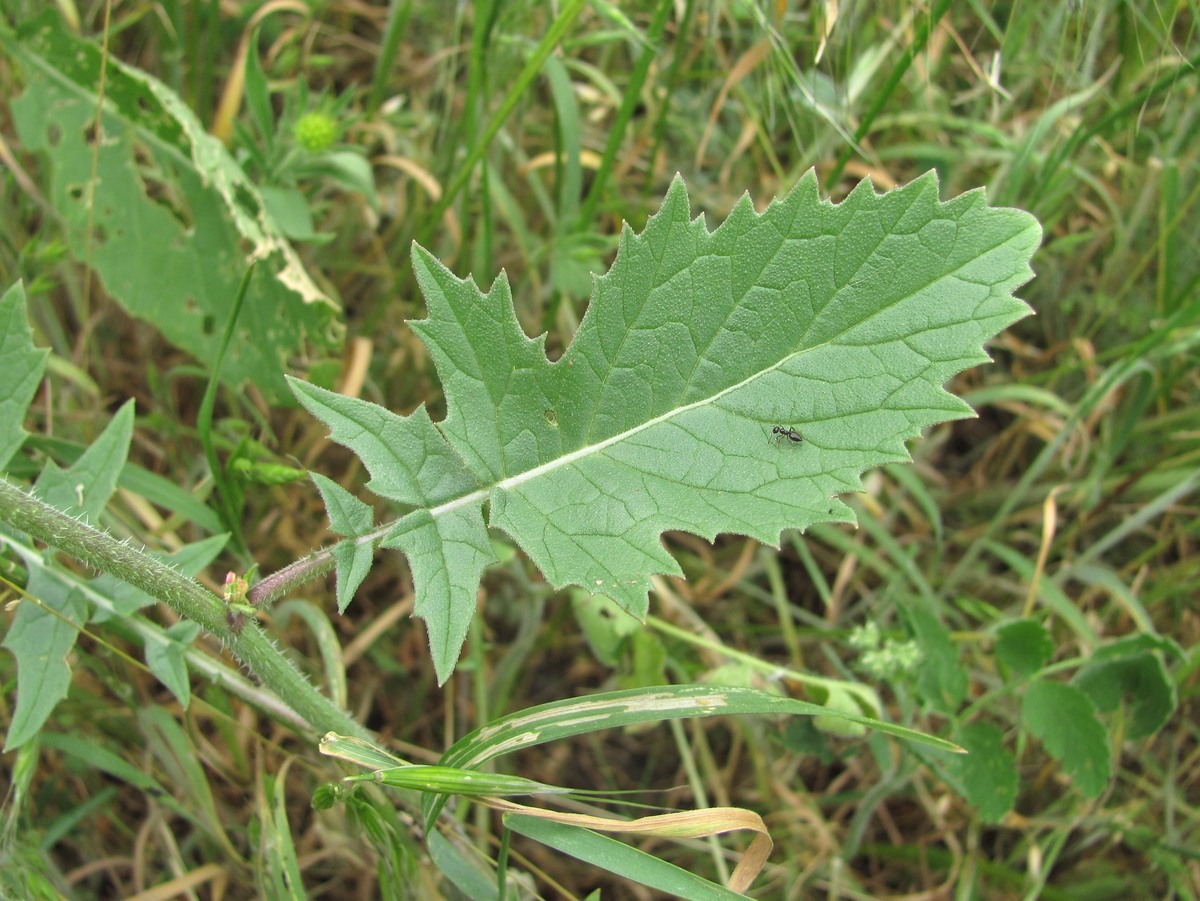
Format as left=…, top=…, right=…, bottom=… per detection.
left=4, top=12, right=339, bottom=403
left=292, top=172, right=1040, bottom=683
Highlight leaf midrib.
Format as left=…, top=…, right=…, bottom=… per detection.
left=427, top=249, right=1012, bottom=526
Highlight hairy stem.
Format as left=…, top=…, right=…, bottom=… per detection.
left=247, top=526, right=388, bottom=608
left=0, top=476, right=370, bottom=741
left=247, top=546, right=337, bottom=608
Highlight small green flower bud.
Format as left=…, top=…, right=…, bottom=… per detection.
left=293, top=112, right=338, bottom=152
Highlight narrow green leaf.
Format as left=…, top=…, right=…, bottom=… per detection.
left=349, top=764, right=570, bottom=798
left=40, top=731, right=169, bottom=797
left=2, top=569, right=88, bottom=751
left=298, top=174, right=1039, bottom=682
left=442, top=686, right=963, bottom=771
left=504, top=815, right=746, bottom=900
left=996, top=618, right=1056, bottom=676
left=0, top=282, right=49, bottom=471
left=422, top=684, right=962, bottom=824
left=139, top=707, right=231, bottom=849
left=1022, top=678, right=1111, bottom=798
left=543, top=54, right=582, bottom=225
left=262, top=775, right=307, bottom=901
left=319, top=732, right=410, bottom=771
left=34, top=399, right=134, bottom=523
left=274, top=600, right=348, bottom=710
left=242, top=27, right=276, bottom=148
left=427, top=830, right=498, bottom=901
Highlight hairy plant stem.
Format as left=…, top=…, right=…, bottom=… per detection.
left=248, top=548, right=337, bottom=608
left=0, top=476, right=371, bottom=742
left=247, top=526, right=388, bottom=608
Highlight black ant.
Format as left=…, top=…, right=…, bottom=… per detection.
left=771, top=426, right=804, bottom=445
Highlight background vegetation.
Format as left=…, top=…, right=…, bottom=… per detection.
left=1, top=1, right=1197, bottom=898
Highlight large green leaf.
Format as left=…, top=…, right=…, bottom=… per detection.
left=294, top=173, right=1040, bottom=682
left=4, top=12, right=340, bottom=403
